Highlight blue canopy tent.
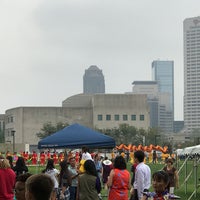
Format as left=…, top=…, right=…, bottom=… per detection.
left=38, top=123, right=115, bottom=149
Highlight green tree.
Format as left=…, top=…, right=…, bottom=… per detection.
left=145, top=127, right=162, bottom=145
left=36, top=122, right=69, bottom=139
left=98, top=124, right=148, bottom=145
left=192, top=128, right=200, bottom=145
left=98, top=124, right=165, bottom=146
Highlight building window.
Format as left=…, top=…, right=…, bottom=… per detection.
left=131, top=115, right=136, bottom=121
left=98, top=115, right=103, bottom=121
left=123, top=115, right=128, bottom=121
left=11, top=116, right=14, bottom=123
left=114, top=115, right=120, bottom=121
left=106, top=115, right=111, bottom=121
left=140, top=115, right=145, bottom=121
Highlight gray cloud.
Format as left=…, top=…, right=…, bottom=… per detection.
left=0, top=0, right=200, bottom=119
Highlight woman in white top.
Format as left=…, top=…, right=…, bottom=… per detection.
left=81, top=146, right=92, bottom=160
left=43, top=159, right=59, bottom=197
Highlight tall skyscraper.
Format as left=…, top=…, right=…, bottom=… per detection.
left=184, top=16, right=200, bottom=134
left=83, top=65, right=105, bottom=94
left=132, top=81, right=159, bottom=128
left=152, top=60, right=174, bottom=132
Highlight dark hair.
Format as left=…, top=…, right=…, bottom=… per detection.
left=44, top=159, right=55, bottom=172
left=84, top=160, right=98, bottom=177
left=6, top=156, right=13, bottom=168
left=166, top=157, right=174, bottom=164
left=16, top=172, right=32, bottom=182
left=113, top=156, right=126, bottom=170
left=152, top=170, right=169, bottom=185
left=59, top=159, right=71, bottom=187
left=13, top=157, right=28, bottom=176
left=94, top=154, right=99, bottom=159
left=26, top=174, right=54, bottom=200
left=15, top=157, right=26, bottom=168
left=134, top=150, right=145, bottom=162
left=82, top=146, right=89, bottom=153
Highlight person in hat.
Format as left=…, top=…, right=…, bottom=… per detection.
left=102, top=157, right=113, bottom=190
left=162, top=157, right=179, bottom=194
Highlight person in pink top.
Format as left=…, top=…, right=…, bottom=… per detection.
left=0, top=156, right=16, bottom=200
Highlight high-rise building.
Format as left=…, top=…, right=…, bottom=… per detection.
left=132, top=81, right=159, bottom=128
left=152, top=60, right=174, bottom=132
left=83, top=65, right=105, bottom=94
left=184, top=16, right=200, bottom=134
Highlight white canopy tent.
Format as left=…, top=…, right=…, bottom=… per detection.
left=176, top=145, right=200, bottom=155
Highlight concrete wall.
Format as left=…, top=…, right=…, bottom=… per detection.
left=0, top=143, right=25, bottom=153
left=4, top=106, right=93, bottom=146
left=92, top=94, right=150, bottom=129
left=4, top=93, right=150, bottom=147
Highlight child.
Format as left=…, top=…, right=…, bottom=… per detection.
left=141, top=170, right=180, bottom=200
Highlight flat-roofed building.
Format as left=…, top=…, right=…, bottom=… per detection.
left=4, top=93, right=150, bottom=148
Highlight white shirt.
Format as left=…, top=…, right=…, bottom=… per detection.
left=81, top=152, right=92, bottom=160
left=45, top=168, right=59, bottom=188
left=133, top=162, right=151, bottom=200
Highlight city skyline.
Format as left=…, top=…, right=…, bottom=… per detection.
left=1, top=0, right=200, bottom=120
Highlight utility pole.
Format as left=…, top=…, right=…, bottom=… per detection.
left=11, top=130, right=16, bottom=153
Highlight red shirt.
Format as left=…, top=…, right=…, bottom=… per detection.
left=0, top=168, right=16, bottom=200
left=108, top=169, right=130, bottom=200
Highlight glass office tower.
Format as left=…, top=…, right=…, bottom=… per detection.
left=83, top=65, right=105, bottom=94
left=152, top=60, right=174, bottom=132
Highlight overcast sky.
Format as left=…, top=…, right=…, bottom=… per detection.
left=0, top=0, right=200, bottom=120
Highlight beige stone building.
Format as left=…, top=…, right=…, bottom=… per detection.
left=3, top=93, right=150, bottom=151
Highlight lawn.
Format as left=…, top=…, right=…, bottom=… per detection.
left=27, top=159, right=200, bottom=200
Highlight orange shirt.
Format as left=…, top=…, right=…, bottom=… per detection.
left=108, top=168, right=130, bottom=200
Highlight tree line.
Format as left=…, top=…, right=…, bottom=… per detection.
left=37, top=122, right=162, bottom=146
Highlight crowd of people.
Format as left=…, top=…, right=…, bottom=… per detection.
left=0, top=147, right=180, bottom=200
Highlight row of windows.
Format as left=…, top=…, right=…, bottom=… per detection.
left=187, top=73, right=200, bottom=76
left=187, top=51, right=200, bottom=56
left=5, top=116, right=14, bottom=124
left=187, top=33, right=200, bottom=35
left=186, top=43, right=200, bottom=46
left=97, top=114, right=145, bottom=121
left=186, top=91, right=200, bottom=93
left=187, top=64, right=200, bottom=66
left=186, top=47, right=200, bottom=50
left=186, top=48, right=200, bottom=53
left=187, top=62, right=200, bottom=64
left=187, top=71, right=200, bottom=74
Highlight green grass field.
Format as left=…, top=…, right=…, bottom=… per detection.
left=27, top=160, right=200, bottom=200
